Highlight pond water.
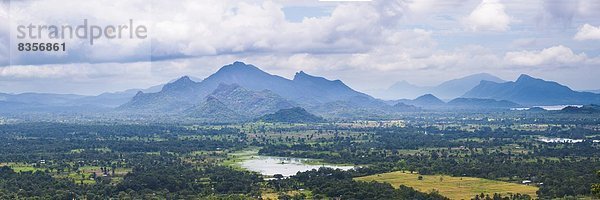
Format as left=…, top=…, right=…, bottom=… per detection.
left=512, top=105, right=583, bottom=111
left=537, top=137, right=583, bottom=143
left=537, top=137, right=599, bottom=143
left=240, top=156, right=355, bottom=177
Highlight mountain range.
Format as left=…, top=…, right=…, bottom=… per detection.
left=117, top=62, right=404, bottom=120
left=393, top=94, right=520, bottom=110
left=120, top=62, right=376, bottom=115
left=0, top=84, right=162, bottom=113
left=1, top=61, right=599, bottom=120
left=561, top=104, right=600, bottom=114
left=394, top=94, right=446, bottom=108
left=369, top=73, right=505, bottom=100
left=463, top=74, right=600, bottom=106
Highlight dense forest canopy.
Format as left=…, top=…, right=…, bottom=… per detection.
left=0, top=111, right=598, bottom=199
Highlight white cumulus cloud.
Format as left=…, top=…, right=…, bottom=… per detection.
left=574, top=24, right=600, bottom=41
left=0, top=2, right=8, bottom=65
left=504, top=45, right=587, bottom=66
left=2, top=0, right=600, bottom=93
left=463, top=0, right=511, bottom=31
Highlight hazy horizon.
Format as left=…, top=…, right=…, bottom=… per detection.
left=0, top=60, right=592, bottom=96
left=1, top=0, right=599, bottom=95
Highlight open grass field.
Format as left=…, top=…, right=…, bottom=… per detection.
left=355, top=171, right=538, bottom=200
left=260, top=188, right=312, bottom=200
left=1, top=162, right=39, bottom=172
left=221, top=148, right=260, bottom=170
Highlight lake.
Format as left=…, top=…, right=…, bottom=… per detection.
left=240, top=156, right=355, bottom=177
left=512, top=105, right=583, bottom=111
left=537, top=137, right=583, bottom=143
left=537, top=136, right=600, bottom=143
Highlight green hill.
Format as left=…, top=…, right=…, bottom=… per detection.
left=259, top=107, right=324, bottom=123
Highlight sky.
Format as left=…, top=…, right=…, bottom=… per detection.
left=0, top=0, right=599, bottom=95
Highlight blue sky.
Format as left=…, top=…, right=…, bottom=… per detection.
left=0, top=0, right=599, bottom=95
left=282, top=5, right=334, bottom=22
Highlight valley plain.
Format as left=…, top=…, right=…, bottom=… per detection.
left=356, top=171, right=539, bottom=199
left=0, top=62, right=599, bottom=199
left=4, top=0, right=600, bottom=198
left=0, top=110, right=599, bottom=199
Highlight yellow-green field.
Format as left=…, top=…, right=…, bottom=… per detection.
left=261, top=189, right=312, bottom=200
left=355, top=171, right=538, bottom=200
left=221, top=148, right=260, bottom=170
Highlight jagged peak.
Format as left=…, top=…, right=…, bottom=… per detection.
left=297, top=70, right=307, bottom=75
left=516, top=74, right=537, bottom=82
left=294, top=70, right=317, bottom=80
left=165, top=76, right=195, bottom=85
left=514, top=74, right=573, bottom=92
left=216, top=61, right=263, bottom=74
left=160, top=76, right=197, bottom=92
left=293, top=70, right=344, bottom=84
left=176, top=75, right=192, bottom=82
left=168, top=76, right=194, bottom=84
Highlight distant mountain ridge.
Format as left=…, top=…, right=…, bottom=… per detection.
left=395, top=94, right=446, bottom=108
left=293, top=71, right=372, bottom=103
left=446, top=98, right=520, bottom=109
left=561, top=104, right=600, bottom=114
left=370, top=73, right=505, bottom=100
left=463, top=74, right=600, bottom=106
left=120, top=76, right=205, bottom=112
left=393, top=94, right=520, bottom=110
left=2, top=62, right=596, bottom=119
left=119, top=61, right=385, bottom=119
left=0, top=93, right=84, bottom=105
left=584, top=89, right=600, bottom=94
left=0, top=83, right=162, bottom=111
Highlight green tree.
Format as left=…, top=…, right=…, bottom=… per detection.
left=593, top=170, right=600, bottom=198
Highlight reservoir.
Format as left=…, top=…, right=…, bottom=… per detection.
left=240, top=156, right=355, bottom=177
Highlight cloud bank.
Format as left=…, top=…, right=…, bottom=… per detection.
left=0, top=0, right=599, bottom=94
